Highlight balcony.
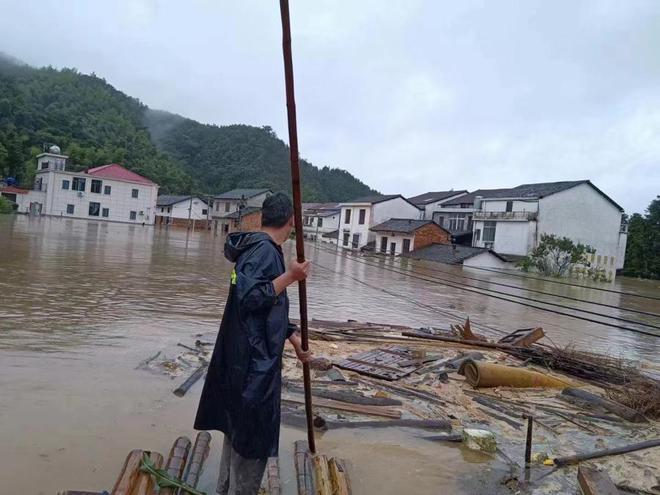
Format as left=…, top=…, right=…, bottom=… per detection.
left=473, top=211, right=537, bottom=221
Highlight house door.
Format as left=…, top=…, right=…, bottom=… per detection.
left=352, top=233, right=360, bottom=249
left=402, top=238, right=411, bottom=253
left=380, top=236, right=388, bottom=253
left=390, top=242, right=396, bottom=255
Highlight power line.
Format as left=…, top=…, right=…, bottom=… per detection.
left=464, top=265, right=660, bottom=301
left=309, top=243, right=660, bottom=338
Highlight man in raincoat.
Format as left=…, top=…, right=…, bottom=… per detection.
left=195, top=192, right=311, bottom=495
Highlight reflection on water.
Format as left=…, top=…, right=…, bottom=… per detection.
left=0, top=215, right=659, bottom=494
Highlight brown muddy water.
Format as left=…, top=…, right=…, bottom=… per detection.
left=1, top=215, right=659, bottom=494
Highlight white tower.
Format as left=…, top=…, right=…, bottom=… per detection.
left=36, top=145, right=68, bottom=172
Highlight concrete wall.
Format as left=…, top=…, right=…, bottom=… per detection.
left=157, top=198, right=208, bottom=220
left=303, top=213, right=340, bottom=239
left=35, top=170, right=158, bottom=224
left=473, top=219, right=534, bottom=255
left=373, top=198, right=422, bottom=224
left=420, top=192, right=469, bottom=219
left=212, top=192, right=270, bottom=217
left=482, top=199, right=538, bottom=212
left=374, top=233, right=414, bottom=255
left=538, top=183, right=624, bottom=275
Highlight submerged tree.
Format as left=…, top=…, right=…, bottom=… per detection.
left=519, top=234, right=595, bottom=278
left=623, top=196, right=660, bottom=280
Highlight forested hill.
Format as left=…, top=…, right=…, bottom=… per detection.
left=0, top=54, right=375, bottom=200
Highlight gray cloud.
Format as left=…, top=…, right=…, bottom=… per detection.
left=0, top=0, right=658, bottom=212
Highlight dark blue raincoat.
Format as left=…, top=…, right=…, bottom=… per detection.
left=194, top=232, right=296, bottom=459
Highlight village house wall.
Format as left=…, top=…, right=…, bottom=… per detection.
left=463, top=251, right=512, bottom=270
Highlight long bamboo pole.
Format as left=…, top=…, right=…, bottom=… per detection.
left=279, top=0, right=316, bottom=454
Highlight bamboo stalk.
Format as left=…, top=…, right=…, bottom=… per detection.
left=282, top=395, right=401, bottom=419
left=111, top=449, right=143, bottom=495
left=130, top=451, right=163, bottom=495
left=159, top=436, right=192, bottom=495
left=181, top=431, right=212, bottom=489
left=278, top=0, right=315, bottom=455
left=328, top=458, right=351, bottom=495
left=311, top=455, right=332, bottom=495
left=554, top=438, right=660, bottom=466
left=294, top=440, right=314, bottom=495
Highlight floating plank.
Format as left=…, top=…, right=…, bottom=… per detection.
left=285, top=383, right=402, bottom=406
left=577, top=466, right=619, bottom=495
left=311, top=454, right=332, bottom=495
left=294, top=440, right=314, bottom=495
left=182, top=431, right=212, bottom=489
left=498, top=327, right=545, bottom=347
left=131, top=451, right=163, bottom=495
left=111, top=449, right=143, bottom=495
left=159, top=436, right=192, bottom=495
left=334, top=346, right=423, bottom=381
left=173, top=364, right=208, bottom=397
left=328, top=458, right=351, bottom=495
left=282, top=395, right=401, bottom=419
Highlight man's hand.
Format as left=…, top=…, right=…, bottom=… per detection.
left=288, top=260, right=311, bottom=282
left=289, top=331, right=313, bottom=364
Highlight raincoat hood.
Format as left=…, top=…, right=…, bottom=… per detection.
left=224, top=231, right=276, bottom=262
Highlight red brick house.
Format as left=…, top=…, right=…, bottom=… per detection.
left=370, top=219, right=451, bottom=255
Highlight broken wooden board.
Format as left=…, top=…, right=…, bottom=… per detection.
left=282, top=395, right=402, bottom=418
left=497, top=327, right=545, bottom=347
left=577, top=466, right=619, bottom=495
left=333, top=345, right=425, bottom=380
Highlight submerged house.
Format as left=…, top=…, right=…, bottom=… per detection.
left=22, top=146, right=159, bottom=224
left=211, top=188, right=271, bottom=234
left=370, top=219, right=451, bottom=256
left=155, top=195, right=209, bottom=227
left=471, top=180, right=627, bottom=278
left=408, top=190, right=469, bottom=221
left=404, top=243, right=512, bottom=269
left=338, top=195, right=423, bottom=250
left=302, top=203, right=340, bottom=241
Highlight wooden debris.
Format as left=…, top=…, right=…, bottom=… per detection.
left=312, top=454, right=332, bottom=495
left=173, top=364, right=208, bottom=397
left=285, top=382, right=402, bottom=406
left=282, top=412, right=450, bottom=431
left=554, top=438, right=660, bottom=466
left=131, top=451, right=163, bottom=495
left=265, top=457, right=281, bottom=495
left=325, top=368, right=347, bottom=382
left=294, top=440, right=314, bottom=495
left=577, top=466, right=619, bottom=495
left=181, top=431, right=212, bottom=489
left=334, top=346, right=424, bottom=380
left=110, top=449, right=143, bottom=495
left=159, top=436, right=192, bottom=495
left=420, top=433, right=464, bottom=443
left=328, top=458, right=351, bottom=495
left=282, top=395, right=402, bottom=418
left=561, top=388, right=647, bottom=423
left=498, top=327, right=545, bottom=347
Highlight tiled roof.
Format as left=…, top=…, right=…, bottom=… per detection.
left=408, top=190, right=468, bottom=206
left=214, top=188, right=271, bottom=200
left=343, top=194, right=402, bottom=204
left=156, top=195, right=208, bottom=207
left=221, top=206, right=261, bottom=219
left=442, top=188, right=512, bottom=206
left=86, top=164, right=156, bottom=185
left=371, top=218, right=442, bottom=234
left=322, top=230, right=339, bottom=239
left=403, top=243, right=508, bottom=264
left=0, top=185, right=29, bottom=195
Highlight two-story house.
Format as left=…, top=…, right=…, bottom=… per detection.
left=408, top=190, right=469, bottom=220
left=338, top=195, right=423, bottom=250
left=302, top=203, right=340, bottom=241
left=211, top=188, right=272, bottom=234
left=471, top=180, right=627, bottom=278
left=26, top=145, right=159, bottom=224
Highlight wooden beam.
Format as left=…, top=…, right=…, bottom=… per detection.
left=110, top=449, right=143, bottom=495
left=282, top=395, right=401, bottom=419
left=577, top=466, right=619, bottom=495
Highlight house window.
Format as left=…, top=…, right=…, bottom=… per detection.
left=88, top=202, right=101, bottom=217
left=380, top=236, right=388, bottom=253
left=483, top=221, right=496, bottom=242
left=167, top=206, right=172, bottom=213
left=202, top=209, right=208, bottom=215
left=66, top=204, right=74, bottom=214
left=343, top=232, right=350, bottom=246
left=225, top=202, right=230, bottom=212
left=104, top=185, right=111, bottom=195
left=344, top=209, right=351, bottom=224
left=62, top=179, right=70, bottom=190
left=41, top=161, right=50, bottom=170
left=129, top=211, right=137, bottom=220
left=72, top=177, right=86, bottom=192
left=506, top=200, right=513, bottom=212
left=131, top=189, right=139, bottom=198
left=318, top=217, right=323, bottom=228
left=352, top=233, right=360, bottom=248
left=358, top=209, right=366, bottom=225
left=474, top=229, right=481, bottom=242
left=90, top=179, right=102, bottom=193
left=102, top=208, right=109, bottom=218
left=402, top=238, right=411, bottom=253
left=448, top=213, right=466, bottom=231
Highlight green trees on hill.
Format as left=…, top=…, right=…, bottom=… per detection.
left=0, top=54, right=374, bottom=201
left=623, top=197, right=660, bottom=279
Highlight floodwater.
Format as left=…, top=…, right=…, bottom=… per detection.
left=1, top=215, right=658, bottom=494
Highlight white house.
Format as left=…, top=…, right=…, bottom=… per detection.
left=471, top=180, right=627, bottom=278
left=155, top=195, right=209, bottom=226
left=25, top=146, right=159, bottom=224
left=302, top=203, right=340, bottom=241
left=338, top=195, right=423, bottom=250
left=408, top=190, right=469, bottom=220
left=212, top=188, right=271, bottom=217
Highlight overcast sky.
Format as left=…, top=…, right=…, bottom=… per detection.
left=1, top=0, right=659, bottom=213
